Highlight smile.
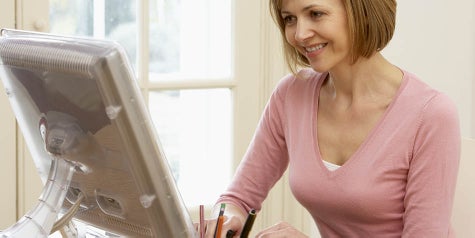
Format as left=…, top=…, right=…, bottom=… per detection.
left=305, top=43, right=327, bottom=53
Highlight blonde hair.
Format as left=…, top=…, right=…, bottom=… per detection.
left=269, top=0, right=397, bottom=74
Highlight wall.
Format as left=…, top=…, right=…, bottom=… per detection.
left=0, top=0, right=51, bottom=230
left=383, top=0, right=475, bottom=138
left=0, top=0, right=18, bottom=229
left=452, top=137, right=475, bottom=237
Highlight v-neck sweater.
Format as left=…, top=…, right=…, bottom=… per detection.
left=217, top=69, right=461, bottom=237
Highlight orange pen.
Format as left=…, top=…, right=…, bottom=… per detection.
left=214, top=203, right=226, bottom=238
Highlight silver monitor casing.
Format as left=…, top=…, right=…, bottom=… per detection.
left=0, top=29, right=196, bottom=237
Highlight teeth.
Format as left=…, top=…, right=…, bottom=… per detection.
left=305, top=43, right=326, bottom=52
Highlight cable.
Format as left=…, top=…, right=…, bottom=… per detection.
left=50, top=192, right=86, bottom=235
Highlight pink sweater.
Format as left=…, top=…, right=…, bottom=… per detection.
left=217, top=69, right=461, bottom=237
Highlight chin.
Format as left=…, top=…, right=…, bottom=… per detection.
left=309, top=64, right=330, bottom=73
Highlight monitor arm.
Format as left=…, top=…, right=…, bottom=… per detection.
left=0, top=158, right=75, bottom=237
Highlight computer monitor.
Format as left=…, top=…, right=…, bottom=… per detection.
left=0, top=29, right=197, bottom=237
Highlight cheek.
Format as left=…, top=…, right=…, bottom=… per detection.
left=335, top=20, right=351, bottom=48
left=284, top=28, right=296, bottom=46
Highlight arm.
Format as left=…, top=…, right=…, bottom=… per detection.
left=403, top=93, right=460, bottom=237
left=203, top=76, right=295, bottom=237
left=216, top=75, right=293, bottom=213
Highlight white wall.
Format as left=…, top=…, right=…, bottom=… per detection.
left=452, top=137, right=475, bottom=237
left=0, top=0, right=18, bottom=229
left=383, top=0, right=475, bottom=138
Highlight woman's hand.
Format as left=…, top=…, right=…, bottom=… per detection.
left=202, top=215, right=243, bottom=238
left=255, top=222, right=308, bottom=238
left=194, top=203, right=247, bottom=238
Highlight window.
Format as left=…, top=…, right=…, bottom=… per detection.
left=49, top=0, right=235, bottom=206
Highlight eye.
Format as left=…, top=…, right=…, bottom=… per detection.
left=310, top=10, right=324, bottom=19
left=282, top=15, right=297, bottom=25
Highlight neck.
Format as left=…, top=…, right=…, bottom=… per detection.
left=323, top=53, right=403, bottom=107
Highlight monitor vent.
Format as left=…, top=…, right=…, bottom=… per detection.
left=0, top=38, right=95, bottom=78
left=77, top=207, right=154, bottom=237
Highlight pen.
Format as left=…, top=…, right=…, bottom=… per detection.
left=199, top=205, right=204, bottom=238
left=226, top=229, right=237, bottom=238
left=240, top=209, right=256, bottom=238
left=214, top=203, right=226, bottom=238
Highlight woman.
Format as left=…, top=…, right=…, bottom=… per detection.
left=205, top=0, right=460, bottom=237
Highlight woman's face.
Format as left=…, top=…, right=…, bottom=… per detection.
left=281, top=0, right=350, bottom=72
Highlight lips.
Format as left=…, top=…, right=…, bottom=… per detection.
left=305, top=43, right=327, bottom=53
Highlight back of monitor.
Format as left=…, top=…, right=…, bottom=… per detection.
left=0, top=29, right=197, bottom=237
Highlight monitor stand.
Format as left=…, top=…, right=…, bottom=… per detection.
left=0, top=158, right=76, bottom=237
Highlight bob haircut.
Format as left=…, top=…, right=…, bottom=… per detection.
left=269, top=0, right=397, bottom=74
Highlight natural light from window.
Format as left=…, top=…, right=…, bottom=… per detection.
left=49, top=0, right=233, bottom=206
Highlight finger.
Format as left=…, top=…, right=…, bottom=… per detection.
left=254, top=222, right=290, bottom=237
left=204, top=218, right=218, bottom=238
left=204, top=216, right=240, bottom=238
left=222, top=216, right=242, bottom=236
left=256, top=227, right=296, bottom=238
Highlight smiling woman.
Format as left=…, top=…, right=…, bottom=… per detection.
left=272, top=0, right=397, bottom=73
left=207, top=0, right=462, bottom=237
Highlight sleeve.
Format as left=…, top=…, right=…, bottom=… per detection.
left=216, top=75, right=294, bottom=213
left=402, top=93, right=461, bottom=237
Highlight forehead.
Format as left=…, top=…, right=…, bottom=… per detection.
left=281, top=0, right=343, bottom=12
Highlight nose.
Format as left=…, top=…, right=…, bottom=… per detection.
left=294, top=19, right=314, bottom=43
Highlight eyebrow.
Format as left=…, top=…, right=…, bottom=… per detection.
left=281, top=4, right=322, bottom=15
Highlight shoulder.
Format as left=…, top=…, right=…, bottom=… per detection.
left=399, top=71, right=460, bottom=146
left=402, top=71, right=458, bottom=121
left=421, top=92, right=459, bottom=129
left=273, top=68, right=325, bottom=97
